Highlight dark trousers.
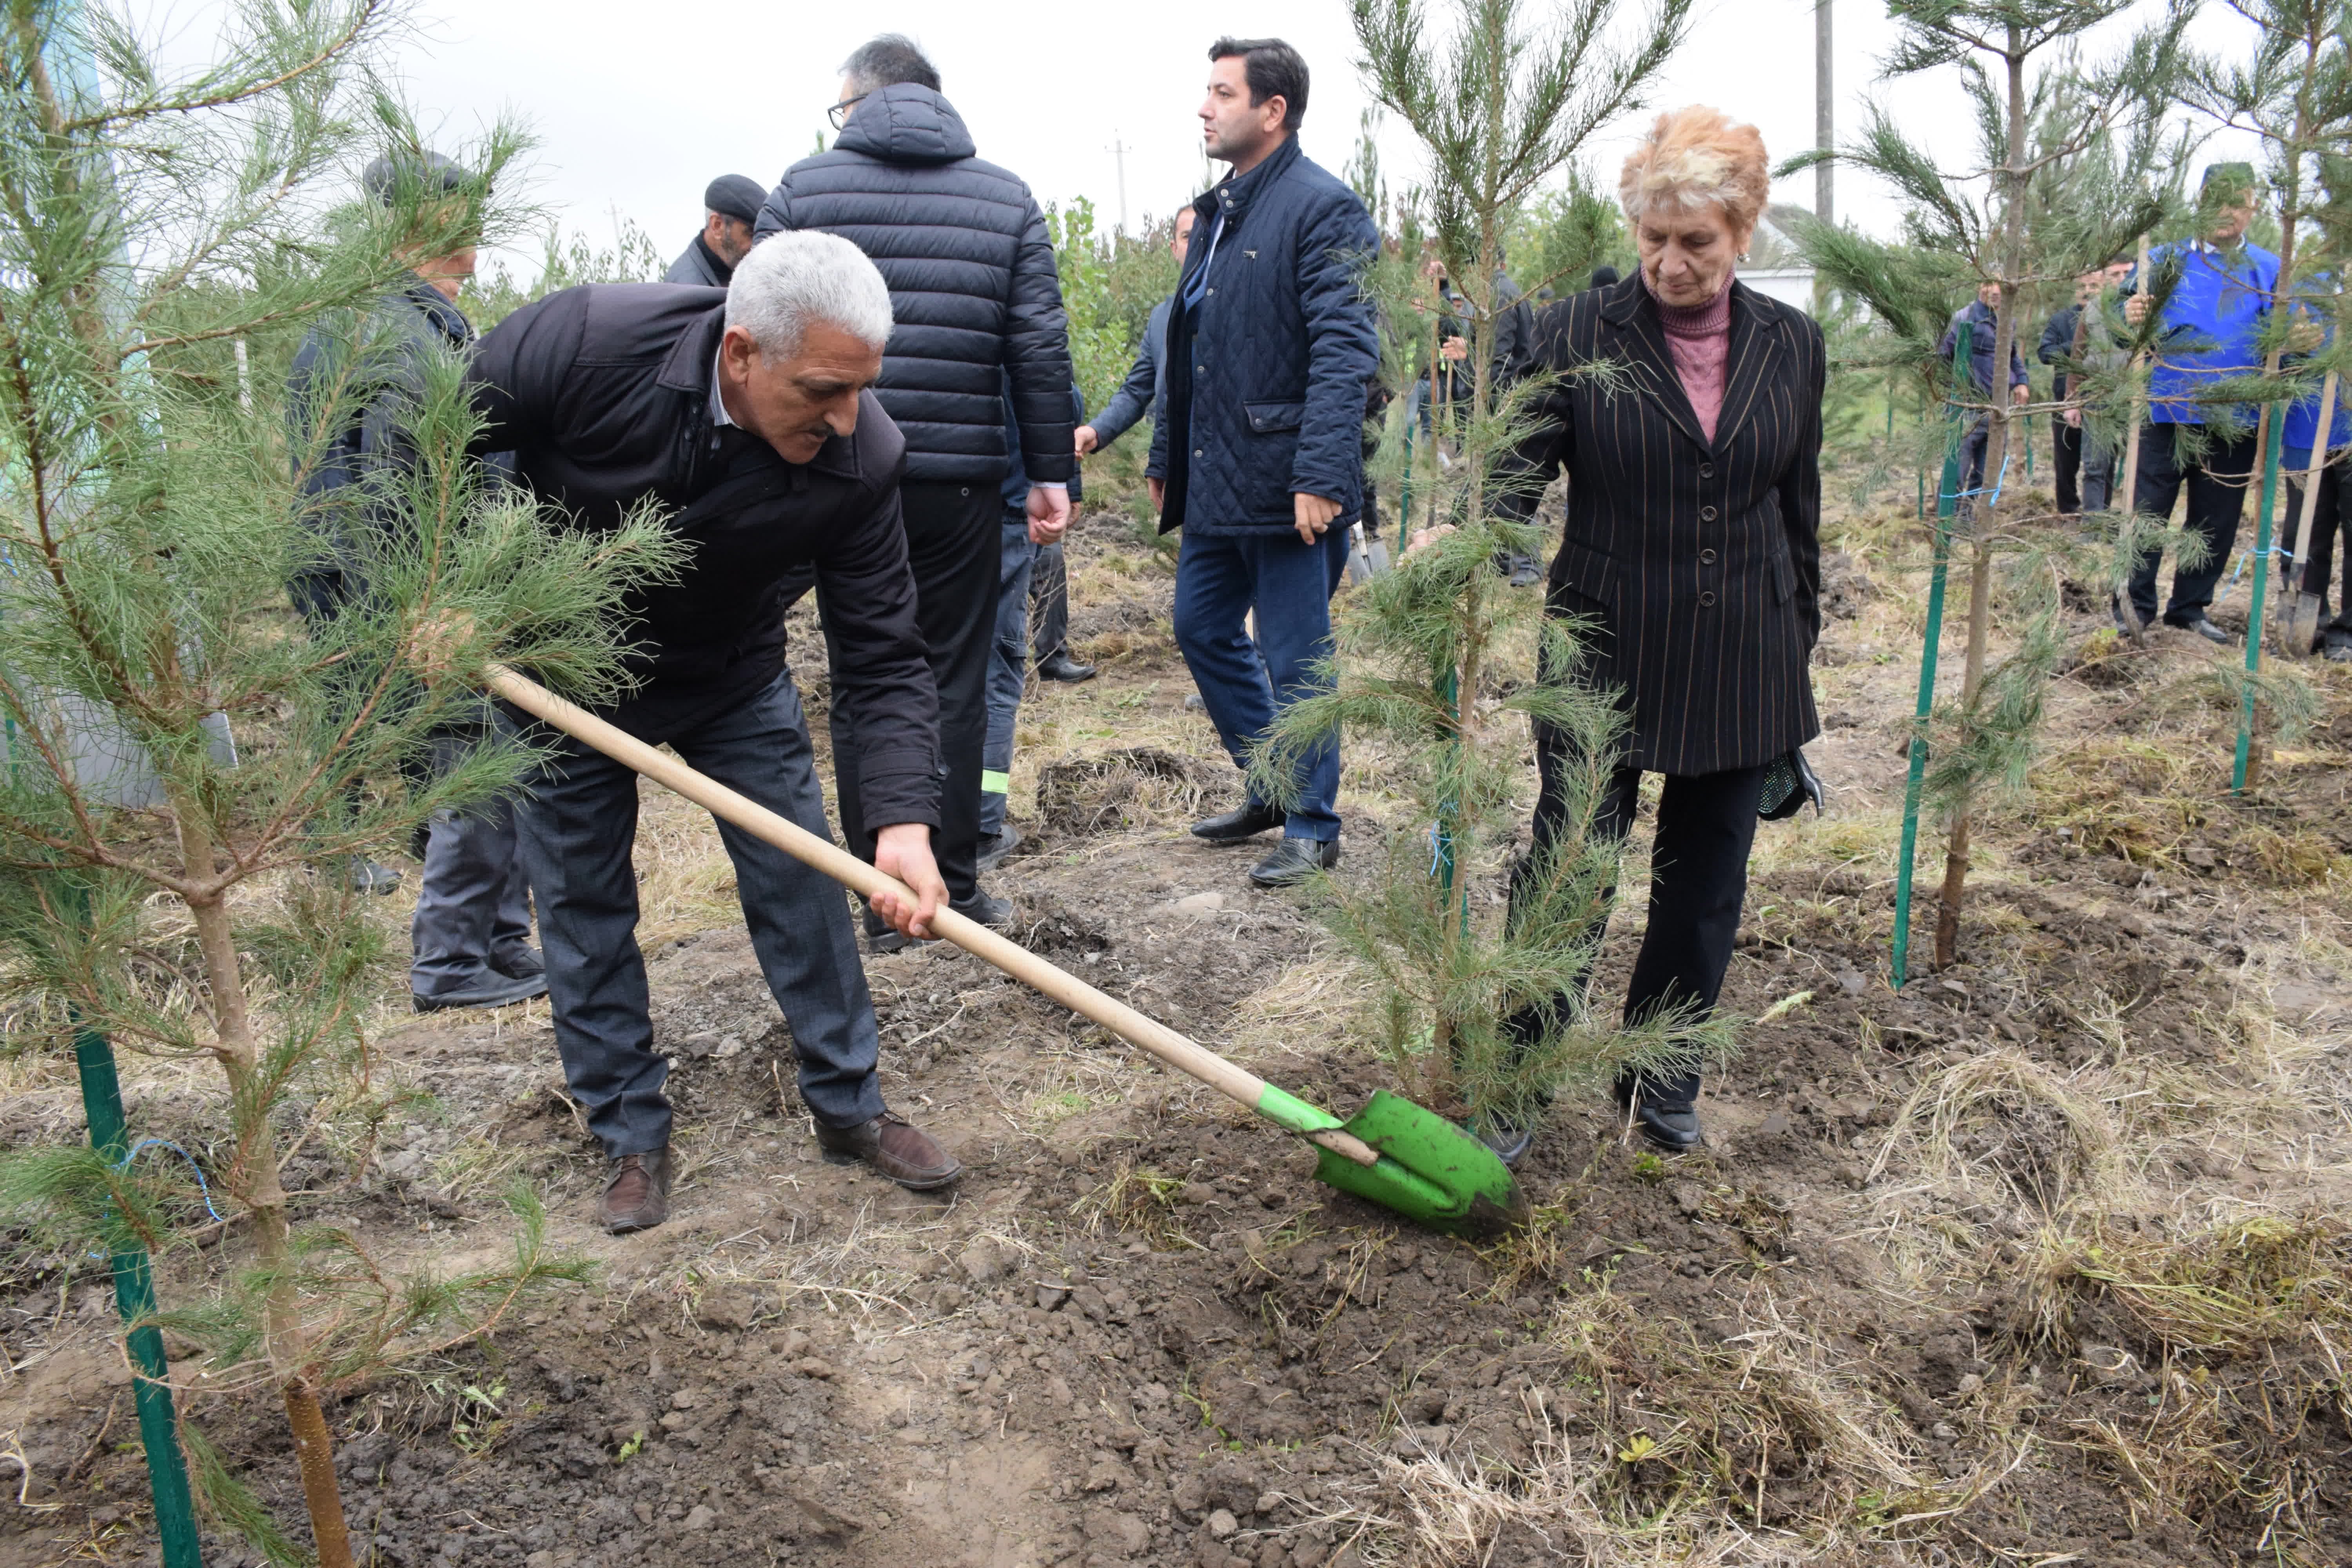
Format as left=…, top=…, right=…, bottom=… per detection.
left=2053, top=415, right=2083, bottom=515
left=291, top=569, right=534, bottom=995
left=2284, top=447, right=2352, bottom=641
left=1172, top=526, right=1350, bottom=842
left=2128, top=423, right=2257, bottom=624
left=824, top=480, right=1000, bottom=907
left=510, top=668, right=886, bottom=1155
left=1505, top=746, right=1768, bottom=1106
left=410, top=731, right=534, bottom=1002
left=1957, top=424, right=1990, bottom=521
left=1029, top=540, right=1071, bottom=664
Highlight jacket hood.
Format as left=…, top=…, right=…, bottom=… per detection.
left=834, top=83, right=977, bottom=166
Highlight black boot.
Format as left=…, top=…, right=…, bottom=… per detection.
left=1248, top=837, right=1340, bottom=887
left=1191, top=801, right=1285, bottom=843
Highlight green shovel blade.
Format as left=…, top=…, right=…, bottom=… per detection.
left=1311, top=1089, right=1525, bottom=1239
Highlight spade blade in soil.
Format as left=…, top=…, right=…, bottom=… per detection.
left=1312, top=1089, right=1524, bottom=1239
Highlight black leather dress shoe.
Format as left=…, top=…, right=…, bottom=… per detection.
left=413, top=970, right=549, bottom=1012
left=976, top=826, right=1022, bottom=872
left=2166, top=613, right=2232, bottom=645
left=1249, top=837, right=1341, bottom=887
left=1630, top=1100, right=1704, bottom=1152
left=1466, top=1114, right=1535, bottom=1167
left=490, top=943, right=545, bottom=981
left=952, top=890, right=1014, bottom=928
left=1037, top=650, right=1096, bottom=683
left=1192, top=801, right=1286, bottom=843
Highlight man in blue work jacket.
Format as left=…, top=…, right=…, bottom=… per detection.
left=2119, top=163, right=2281, bottom=642
left=1149, top=36, right=1381, bottom=889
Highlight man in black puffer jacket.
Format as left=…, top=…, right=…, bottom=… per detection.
left=756, top=34, right=1075, bottom=946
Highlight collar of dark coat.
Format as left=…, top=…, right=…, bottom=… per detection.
left=655, top=305, right=865, bottom=481
left=1596, top=274, right=1784, bottom=453
left=1197, top=133, right=1305, bottom=229
left=691, top=232, right=736, bottom=286
left=396, top=272, right=473, bottom=346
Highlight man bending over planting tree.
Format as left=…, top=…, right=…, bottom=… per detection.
left=468, top=232, right=960, bottom=1232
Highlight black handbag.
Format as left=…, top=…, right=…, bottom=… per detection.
left=1758, top=748, right=1824, bottom=821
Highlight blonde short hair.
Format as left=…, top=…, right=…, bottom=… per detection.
left=1619, top=107, right=1770, bottom=233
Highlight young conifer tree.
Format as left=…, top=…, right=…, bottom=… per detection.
left=1249, top=0, right=1708, bottom=1129
left=0, top=3, right=679, bottom=1560
left=1788, top=0, right=2191, bottom=967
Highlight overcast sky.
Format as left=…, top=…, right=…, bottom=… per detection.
left=148, top=0, right=2269, bottom=273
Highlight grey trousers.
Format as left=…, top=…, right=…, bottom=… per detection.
left=410, top=789, right=533, bottom=1000
left=509, top=668, right=887, bottom=1156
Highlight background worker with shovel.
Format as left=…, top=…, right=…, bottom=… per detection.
left=466, top=232, right=960, bottom=1233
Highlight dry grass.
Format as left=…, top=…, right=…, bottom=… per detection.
left=2029, top=737, right=2352, bottom=886
left=1867, top=1047, right=2129, bottom=1216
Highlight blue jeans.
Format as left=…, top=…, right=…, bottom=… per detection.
left=1173, top=526, right=1349, bottom=841
left=507, top=667, right=886, bottom=1155
left=981, top=517, right=1036, bottom=839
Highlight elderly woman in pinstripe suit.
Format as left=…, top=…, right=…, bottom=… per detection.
left=1491, top=106, right=1824, bottom=1160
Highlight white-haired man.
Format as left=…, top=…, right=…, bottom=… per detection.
left=469, top=232, right=958, bottom=1232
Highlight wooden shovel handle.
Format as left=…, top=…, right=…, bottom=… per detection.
left=2285, top=372, right=2338, bottom=572
left=486, top=666, right=1379, bottom=1169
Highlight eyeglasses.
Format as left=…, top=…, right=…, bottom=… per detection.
left=827, top=93, right=869, bottom=131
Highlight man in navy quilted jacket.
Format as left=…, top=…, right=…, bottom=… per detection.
left=1150, top=38, right=1381, bottom=888
left=756, top=35, right=1076, bottom=944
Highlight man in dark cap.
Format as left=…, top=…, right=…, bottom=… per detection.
left=665, top=174, right=766, bottom=288
left=287, top=149, right=546, bottom=1009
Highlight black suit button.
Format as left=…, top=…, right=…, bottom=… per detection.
left=1700, top=505, right=1718, bottom=521
left=1700, top=549, right=1717, bottom=565
left=1699, top=463, right=1715, bottom=479
left=1700, top=591, right=1717, bottom=607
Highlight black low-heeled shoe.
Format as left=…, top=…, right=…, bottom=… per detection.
left=1466, top=1114, right=1535, bottom=1167
left=1630, top=1099, right=1703, bottom=1152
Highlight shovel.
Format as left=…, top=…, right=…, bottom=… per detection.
left=2277, top=370, right=2337, bottom=660
left=486, top=666, right=1524, bottom=1239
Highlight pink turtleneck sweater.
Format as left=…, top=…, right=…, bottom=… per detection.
left=1645, top=269, right=1734, bottom=444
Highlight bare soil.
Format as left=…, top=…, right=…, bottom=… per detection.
left=6, top=491, right=2352, bottom=1567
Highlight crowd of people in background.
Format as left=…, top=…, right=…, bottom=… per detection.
left=293, top=25, right=2347, bottom=1236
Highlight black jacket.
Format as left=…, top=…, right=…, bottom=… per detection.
left=1501, top=276, right=1824, bottom=775
left=288, top=274, right=477, bottom=593
left=755, top=84, right=1074, bottom=488
left=467, top=283, right=941, bottom=828
left=663, top=234, right=733, bottom=288
left=1149, top=135, right=1382, bottom=534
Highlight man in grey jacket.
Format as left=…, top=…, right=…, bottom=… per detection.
left=663, top=175, right=765, bottom=288
left=287, top=151, right=544, bottom=1011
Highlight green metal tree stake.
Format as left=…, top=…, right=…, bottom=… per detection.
left=1892, top=327, right=1971, bottom=988
left=2231, top=409, right=2287, bottom=794
left=74, top=1010, right=205, bottom=1568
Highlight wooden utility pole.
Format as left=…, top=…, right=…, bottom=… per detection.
left=1815, top=0, right=1834, bottom=226
left=1110, top=134, right=1129, bottom=233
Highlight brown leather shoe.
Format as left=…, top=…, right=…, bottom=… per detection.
left=813, top=1111, right=961, bottom=1191
left=597, top=1147, right=672, bottom=1234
